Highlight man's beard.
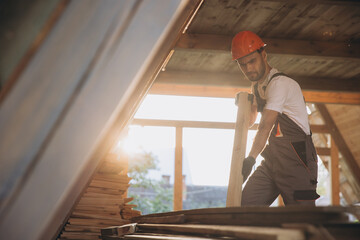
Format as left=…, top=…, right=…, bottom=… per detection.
left=246, top=59, right=266, bottom=82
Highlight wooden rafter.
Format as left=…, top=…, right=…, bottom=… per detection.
left=331, top=137, right=340, bottom=205
left=176, top=33, right=360, bottom=60
left=150, top=82, right=360, bottom=105
left=316, top=104, right=360, bottom=185
left=156, top=70, right=360, bottom=93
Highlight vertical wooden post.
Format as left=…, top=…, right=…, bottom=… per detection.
left=226, top=92, right=252, bottom=207
left=330, top=137, right=340, bottom=205
left=174, top=126, right=183, bottom=211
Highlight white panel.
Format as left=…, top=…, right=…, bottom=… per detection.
left=0, top=0, right=191, bottom=239
left=0, top=0, right=133, bottom=200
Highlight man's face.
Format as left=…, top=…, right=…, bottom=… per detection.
left=236, top=51, right=266, bottom=82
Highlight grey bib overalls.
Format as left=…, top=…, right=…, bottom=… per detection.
left=241, top=73, right=320, bottom=206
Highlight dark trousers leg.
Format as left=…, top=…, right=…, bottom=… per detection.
left=276, top=174, right=317, bottom=206
left=241, top=161, right=279, bottom=206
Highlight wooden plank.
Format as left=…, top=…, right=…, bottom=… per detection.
left=132, top=206, right=353, bottom=218
left=64, top=225, right=101, bottom=233
left=132, top=118, right=236, bottom=129
left=316, top=104, right=360, bottom=185
left=124, top=197, right=134, bottom=204
left=71, top=212, right=123, bottom=221
left=60, top=233, right=100, bottom=240
left=176, top=33, right=360, bottom=59
left=77, top=197, right=124, bottom=206
left=81, top=191, right=127, bottom=199
left=136, top=214, right=186, bottom=224
left=303, top=91, right=360, bottom=105
left=85, top=186, right=126, bottom=196
left=330, top=138, right=340, bottom=206
left=174, top=127, right=183, bottom=211
left=136, top=224, right=305, bottom=240
left=134, top=211, right=349, bottom=227
left=226, top=92, right=252, bottom=207
left=323, top=223, right=360, bottom=240
left=69, top=218, right=130, bottom=227
left=150, top=83, right=360, bottom=104
left=123, top=233, right=220, bottom=240
left=281, top=223, right=336, bottom=240
left=311, top=124, right=329, bottom=134
left=89, top=179, right=130, bottom=190
left=75, top=203, right=121, bottom=210
left=98, top=162, right=124, bottom=174
left=316, top=147, right=331, bottom=156
left=61, top=231, right=99, bottom=236
left=93, top=175, right=131, bottom=184
left=182, top=212, right=348, bottom=226
left=73, top=209, right=121, bottom=216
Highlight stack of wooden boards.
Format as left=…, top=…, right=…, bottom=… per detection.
left=58, top=154, right=141, bottom=240
left=101, top=206, right=360, bottom=240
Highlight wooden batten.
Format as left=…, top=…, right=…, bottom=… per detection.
left=226, top=92, right=252, bottom=207
left=174, top=127, right=183, bottom=211
left=331, top=138, right=340, bottom=206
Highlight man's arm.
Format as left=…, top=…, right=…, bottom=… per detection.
left=248, top=109, right=278, bottom=159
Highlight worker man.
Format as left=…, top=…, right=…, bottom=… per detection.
left=231, top=31, right=320, bottom=206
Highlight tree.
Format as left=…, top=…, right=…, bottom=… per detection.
left=127, top=150, right=173, bottom=215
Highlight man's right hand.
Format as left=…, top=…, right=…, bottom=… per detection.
left=242, top=156, right=255, bottom=181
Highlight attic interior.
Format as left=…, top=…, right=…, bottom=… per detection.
left=0, top=0, right=359, bottom=239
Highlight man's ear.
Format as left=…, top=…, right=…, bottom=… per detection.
left=261, top=50, right=267, bottom=59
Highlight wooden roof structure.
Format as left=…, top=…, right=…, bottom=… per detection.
left=149, top=0, right=360, bottom=204
left=0, top=0, right=359, bottom=239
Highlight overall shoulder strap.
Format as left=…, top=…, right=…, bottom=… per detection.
left=254, top=82, right=266, bottom=112
left=268, top=72, right=288, bottom=84
left=254, top=72, right=288, bottom=113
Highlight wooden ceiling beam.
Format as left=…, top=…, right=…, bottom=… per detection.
left=316, top=104, right=360, bottom=185
left=156, top=70, right=249, bottom=87
left=250, top=0, right=360, bottom=6
left=150, top=82, right=360, bottom=105
left=176, top=34, right=360, bottom=60
left=156, top=70, right=360, bottom=93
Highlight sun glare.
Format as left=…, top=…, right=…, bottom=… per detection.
left=116, top=126, right=144, bottom=155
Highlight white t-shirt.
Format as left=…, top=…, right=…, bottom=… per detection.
left=259, top=69, right=311, bottom=135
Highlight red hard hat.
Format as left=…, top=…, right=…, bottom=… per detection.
left=231, top=31, right=266, bottom=60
